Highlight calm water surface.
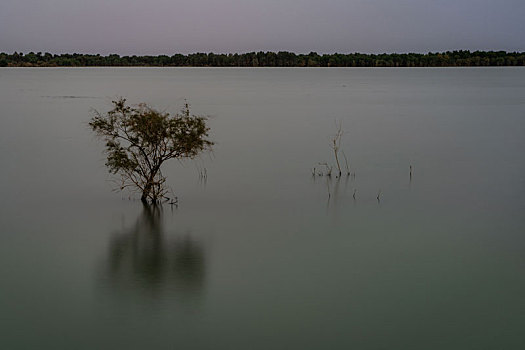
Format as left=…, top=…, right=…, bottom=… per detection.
left=0, top=68, right=524, bottom=349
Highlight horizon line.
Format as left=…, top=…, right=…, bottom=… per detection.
left=3, top=49, right=525, bottom=56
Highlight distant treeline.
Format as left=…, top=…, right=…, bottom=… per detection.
left=1, top=50, right=524, bottom=67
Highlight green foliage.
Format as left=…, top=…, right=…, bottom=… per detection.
left=1, top=50, right=524, bottom=67
left=90, top=98, right=213, bottom=203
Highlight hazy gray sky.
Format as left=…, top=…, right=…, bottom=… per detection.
left=1, top=0, right=524, bottom=54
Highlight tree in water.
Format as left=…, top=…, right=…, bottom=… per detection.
left=90, top=98, right=213, bottom=203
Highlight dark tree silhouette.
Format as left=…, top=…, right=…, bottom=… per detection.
left=2, top=50, right=524, bottom=67
left=90, top=98, right=213, bottom=203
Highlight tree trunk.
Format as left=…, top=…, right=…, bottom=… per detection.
left=141, top=167, right=159, bottom=203
left=141, top=184, right=152, bottom=204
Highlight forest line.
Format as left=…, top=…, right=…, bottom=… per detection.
left=2, top=50, right=524, bottom=67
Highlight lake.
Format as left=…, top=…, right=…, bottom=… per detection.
left=0, top=67, right=524, bottom=349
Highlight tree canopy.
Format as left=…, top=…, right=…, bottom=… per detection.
left=90, top=98, right=213, bottom=203
left=2, top=50, right=524, bottom=67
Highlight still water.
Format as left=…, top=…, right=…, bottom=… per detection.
left=0, top=68, right=524, bottom=349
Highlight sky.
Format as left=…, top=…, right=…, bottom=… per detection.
left=1, top=0, right=524, bottom=55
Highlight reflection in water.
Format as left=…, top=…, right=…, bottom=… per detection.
left=315, top=174, right=354, bottom=208
left=100, top=204, right=205, bottom=299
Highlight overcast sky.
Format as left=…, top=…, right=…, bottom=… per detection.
left=1, top=0, right=524, bottom=55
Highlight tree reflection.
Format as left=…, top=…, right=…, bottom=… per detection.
left=101, top=204, right=205, bottom=298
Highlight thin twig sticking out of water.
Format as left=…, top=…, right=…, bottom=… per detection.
left=330, top=121, right=344, bottom=177
left=200, top=168, right=208, bottom=180
left=319, top=162, right=333, bottom=177
left=196, top=166, right=208, bottom=186
left=163, top=187, right=178, bottom=207
left=342, top=150, right=351, bottom=176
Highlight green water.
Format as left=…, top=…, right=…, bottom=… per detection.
left=0, top=68, right=524, bottom=349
